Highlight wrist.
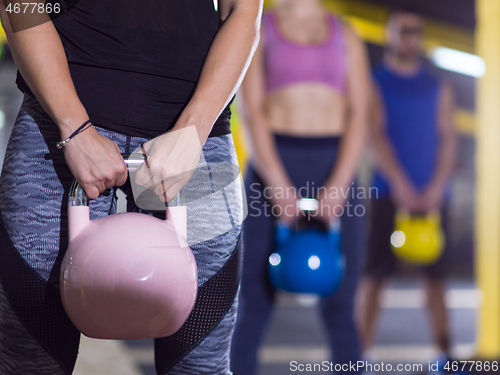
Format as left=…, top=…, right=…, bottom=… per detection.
left=171, top=117, right=211, bottom=146
left=427, top=178, right=446, bottom=193
left=56, top=110, right=91, bottom=140
left=323, top=177, right=350, bottom=194
left=389, top=173, right=411, bottom=189
left=56, top=120, right=93, bottom=149
left=261, top=169, right=293, bottom=191
left=173, top=100, right=219, bottom=145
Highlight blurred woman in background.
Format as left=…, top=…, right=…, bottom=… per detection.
left=230, top=0, right=370, bottom=373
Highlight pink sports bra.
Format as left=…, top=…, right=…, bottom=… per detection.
left=263, top=11, right=347, bottom=93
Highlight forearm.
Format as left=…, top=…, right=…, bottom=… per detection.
left=324, top=115, right=366, bottom=191
left=0, top=5, right=88, bottom=138
left=428, top=82, right=457, bottom=191
left=172, top=2, right=262, bottom=143
left=372, top=132, right=413, bottom=187
left=428, top=134, right=457, bottom=190
left=245, top=112, right=293, bottom=189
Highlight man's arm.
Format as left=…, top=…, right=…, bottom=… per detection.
left=370, top=83, right=420, bottom=211
left=420, top=81, right=457, bottom=212
left=0, top=1, right=127, bottom=199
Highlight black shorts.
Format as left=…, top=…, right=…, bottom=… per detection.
left=364, top=197, right=450, bottom=280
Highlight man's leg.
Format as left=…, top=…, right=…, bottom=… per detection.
left=357, top=197, right=398, bottom=353
left=423, top=277, right=450, bottom=355
left=357, top=276, right=388, bottom=352
left=421, top=203, right=452, bottom=359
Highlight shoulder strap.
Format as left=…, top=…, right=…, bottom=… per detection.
left=329, top=13, right=345, bottom=44
left=261, top=10, right=279, bottom=40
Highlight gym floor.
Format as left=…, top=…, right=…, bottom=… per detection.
left=68, top=279, right=478, bottom=375
left=0, top=59, right=478, bottom=375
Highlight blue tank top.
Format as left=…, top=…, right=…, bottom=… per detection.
left=372, top=64, right=441, bottom=197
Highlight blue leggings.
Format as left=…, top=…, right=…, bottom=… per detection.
left=231, top=135, right=366, bottom=374
left=0, top=94, right=242, bottom=375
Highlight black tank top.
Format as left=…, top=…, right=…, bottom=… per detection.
left=16, top=0, right=232, bottom=138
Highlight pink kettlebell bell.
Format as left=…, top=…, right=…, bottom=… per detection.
left=60, top=155, right=197, bottom=340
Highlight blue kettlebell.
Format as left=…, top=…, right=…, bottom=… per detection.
left=268, top=199, right=345, bottom=297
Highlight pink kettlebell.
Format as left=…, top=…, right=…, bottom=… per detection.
left=60, top=155, right=197, bottom=340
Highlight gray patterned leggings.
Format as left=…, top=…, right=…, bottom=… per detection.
left=0, top=94, right=241, bottom=375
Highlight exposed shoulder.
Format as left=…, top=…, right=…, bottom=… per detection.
left=438, top=78, right=454, bottom=100
left=439, top=76, right=452, bottom=89
left=338, top=20, right=366, bottom=61
left=420, top=67, right=451, bottom=95
left=339, top=20, right=361, bottom=42
left=337, top=20, right=365, bottom=56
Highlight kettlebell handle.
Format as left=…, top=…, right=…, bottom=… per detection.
left=278, top=198, right=341, bottom=231
left=275, top=198, right=341, bottom=246
left=68, top=153, right=184, bottom=207
left=395, top=208, right=440, bottom=222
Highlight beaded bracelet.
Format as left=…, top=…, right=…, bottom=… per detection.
left=56, top=120, right=92, bottom=149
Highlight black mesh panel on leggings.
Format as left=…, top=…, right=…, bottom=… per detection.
left=155, top=235, right=242, bottom=374
left=0, top=216, right=80, bottom=374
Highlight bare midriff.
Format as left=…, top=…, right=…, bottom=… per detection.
left=265, top=82, right=346, bottom=137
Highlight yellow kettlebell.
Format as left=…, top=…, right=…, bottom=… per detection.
left=390, top=210, right=445, bottom=265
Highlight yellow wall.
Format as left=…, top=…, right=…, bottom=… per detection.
left=0, top=26, right=5, bottom=44
left=230, top=102, right=249, bottom=173
left=475, top=0, right=500, bottom=358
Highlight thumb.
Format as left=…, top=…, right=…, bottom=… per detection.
left=134, top=163, right=153, bottom=187
left=140, top=139, right=152, bottom=156
left=134, top=142, right=153, bottom=186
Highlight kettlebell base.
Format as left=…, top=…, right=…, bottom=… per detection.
left=61, top=208, right=197, bottom=341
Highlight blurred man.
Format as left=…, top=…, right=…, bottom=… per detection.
left=357, top=8, right=457, bottom=375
